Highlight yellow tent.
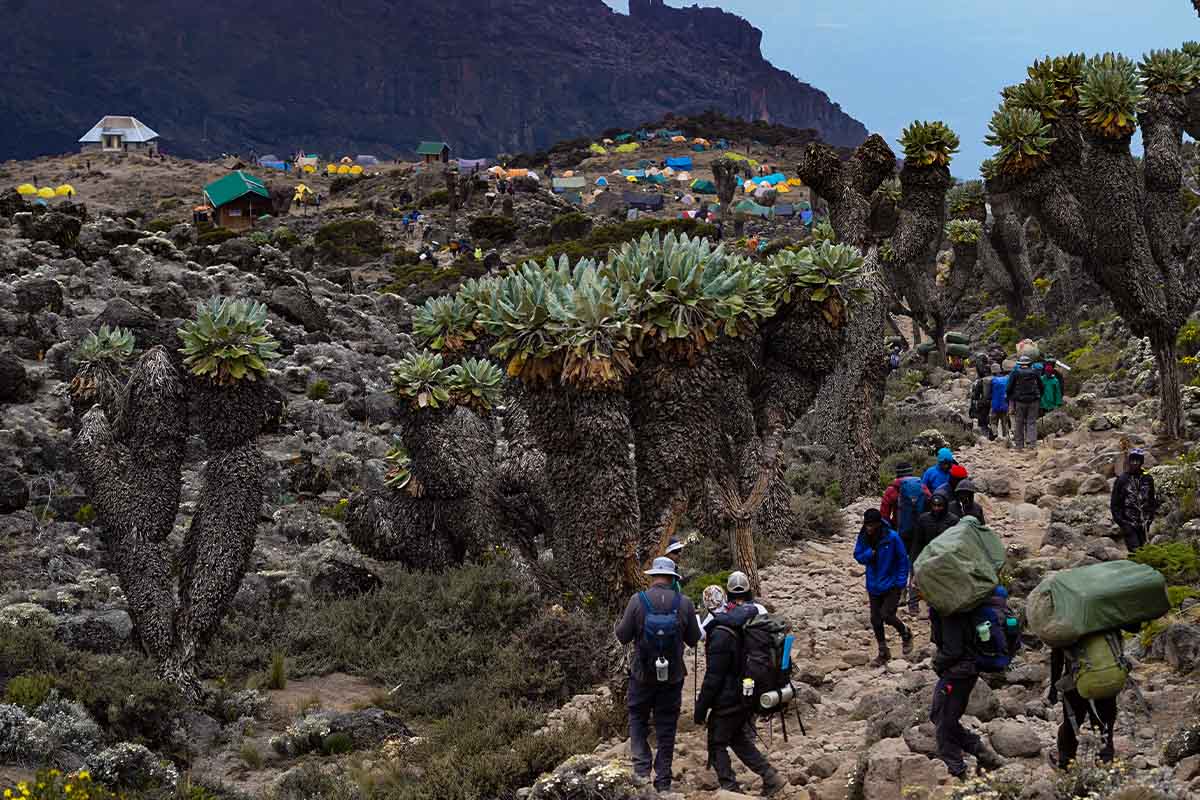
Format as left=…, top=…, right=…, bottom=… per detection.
left=303, top=164, right=316, bottom=174
left=626, top=176, right=639, bottom=183
left=327, top=164, right=338, bottom=174
left=786, top=178, right=806, bottom=187
left=776, top=184, right=790, bottom=193
left=16, top=183, right=36, bottom=195
left=55, top=184, right=75, bottom=197
left=37, top=187, right=56, bottom=199
left=350, top=165, right=364, bottom=175
left=615, top=143, right=640, bottom=153
left=337, top=165, right=351, bottom=175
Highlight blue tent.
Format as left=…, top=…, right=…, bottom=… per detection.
left=665, top=157, right=693, bottom=170
left=755, top=173, right=788, bottom=186
left=621, top=169, right=647, bottom=178
left=596, top=177, right=609, bottom=187
left=801, top=209, right=814, bottom=225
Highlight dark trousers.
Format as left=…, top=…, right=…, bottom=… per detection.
left=627, top=677, right=683, bottom=789
left=931, top=675, right=983, bottom=776
left=869, top=588, right=911, bottom=646
left=708, top=711, right=774, bottom=789
left=1058, top=691, right=1116, bottom=768
left=1121, top=524, right=1147, bottom=553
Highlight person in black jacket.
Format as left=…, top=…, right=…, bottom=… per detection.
left=930, top=609, right=1006, bottom=778
left=1110, top=449, right=1158, bottom=552
left=1049, top=646, right=1117, bottom=768
left=909, top=492, right=959, bottom=614
left=952, top=480, right=986, bottom=524
left=694, top=573, right=786, bottom=796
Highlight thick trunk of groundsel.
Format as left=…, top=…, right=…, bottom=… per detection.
left=985, top=200, right=1036, bottom=320
left=524, top=388, right=640, bottom=606
left=1151, top=329, right=1184, bottom=440
left=931, top=319, right=947, bottom=365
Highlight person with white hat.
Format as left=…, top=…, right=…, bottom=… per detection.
left=614, top=557, right=702, bottom=792
left=664, top=538, right=686, bottom=592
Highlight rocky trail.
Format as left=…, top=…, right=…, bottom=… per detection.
left=591, top=390, right=1200, bottom=800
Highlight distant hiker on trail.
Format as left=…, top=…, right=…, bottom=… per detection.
left=1048, top=642, right=1118, bottom=768
left=1111, top=449, right=1158, bottom=553
left=910, top=491, right=959, bottom=614
left=989, top=364, right=1010, bottom=443
left=888, top=344, right=902, bottom=372
left=1006, top=355, right=1045, bottom=450
left=614, top=557, right=701, bottom=793
left=969, top=357, right=993, bottom=438
left=930, top=606, right=1007, bottom=778
left=1041, top=360, right=1064, bottom=416
left=854, top=509, right=914, bottom=666
left=952, top=479, right=986, bottom=524
left=880, top=462, right=927, bottom=610
left=922, top=448, right=956, bottom=494
left=694, top=573, right=787, bottom=796
left=664, top=538, right=686, bottom=592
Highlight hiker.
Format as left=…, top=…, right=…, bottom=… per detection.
left=930, top=606, right=1007, bottom=778
left=910, top=490, right=960, bottom=612
left=880, top=462, right=927, bottom=610
left=663, top=538, right=686, bottom=593
left=1006, top=355, right=1045, bottom=450
left=952, top=479, right=986, bottom=524
left=888, top=344, right=902, bottom=372
left=1049, top=644, right=1117, bottom=768
left=969, top=358, right=993, bottom=438
left=694, top=573, right=787, bottom=796
left=614, top=557, right=701, bottom=792
left=948, top=464, right=969, bottom=495
left=1110, top=449, right=1158, bottom=553
left=1041, top=361, right=1064, bottom=416
left=922, top=448, right=956, bottom=494
left=988, top=364, right=1011, bottom=442
left=854, top=509, right=914, bottom=666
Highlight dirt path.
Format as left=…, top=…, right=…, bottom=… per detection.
left=597, top=406, right=1194, bottom=799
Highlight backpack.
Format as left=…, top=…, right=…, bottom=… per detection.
left=969, top=379, right=983, bottom=417
left=1070, top=631, right=1129, bottom=701
left=896, top=477, right=926, bottom=537
left=971, top=589, right=1022, bottom=672
left=990, top=376, right=1009, bottom=413
left=638, top=591, right=681, bottom=682
left=719, top=614, right=795, bottom=717
left=1012, top=367, right=1042, bottom=403
left=889, top=352, right=901, bottom=370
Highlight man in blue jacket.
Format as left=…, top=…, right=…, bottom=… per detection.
left=854, top=508, right=914, bottom=666
left=922, top=448, right=955, bottom=494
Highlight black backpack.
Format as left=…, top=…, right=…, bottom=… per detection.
left=1012, top=367, right=1042, bottom=403
left=718, top=614, right=794, bottom=716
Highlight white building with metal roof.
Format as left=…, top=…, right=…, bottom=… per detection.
left=78, top=115, right=160, bottom=155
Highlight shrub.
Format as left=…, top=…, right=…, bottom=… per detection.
left=86, top=742, right=179, bottom=791
left=1131, top=541, right=1200, bottom=583
left=56, top=655, right=181, bottom=751
left=467, top=215, right=517, bottom=244
left=536, top=218, right=716, bottom=263
left=195, top=227, right=239, bottom=247
left=4, top=672, right=53, bottom=710
left=319, top=498, right=349, bottom=521
left=518, top=610, right=612, bottom=701
left=0, top=627, right=66, bottom=680
left=791, top=492, right=843, bottom=539
left=315, top=219, right=385, bottom=266
left=74, top=503, right=96, bottom=525
left=548, top=212, right=593, bottom=243
left=267, top=650, right=287, bottom=691
left=381, top=256, right=488, bottom=305
left=320, top=732, right=354, bottom=756
left=240, top=742, right=264, bottom=769
left=873, top=407, right=974, bottom=462
left=418, top=189, right=450, bottom=208
left=271, top=763, right=362, bottom=800
left=1168, top=585, right=1199, bottom=609
left=982, top=307, right=1021, bottom=349
left=5, top=770, right=122, bottom=800
left=306, top=379, right=330, bottom=401
left=271, top=226, right=300, bottom=251
left=684, top=571, right=732, bottom=609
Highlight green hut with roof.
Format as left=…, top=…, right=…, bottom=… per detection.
left=416, top=140, right=451, bottom=164
left=203, top=171, right=270, bottom=231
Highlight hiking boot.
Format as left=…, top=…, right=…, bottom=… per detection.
left=869, top=647, right=891, bottom=667
left=761, top=769, right=788, bottom=797
left=718, top=781, right=744, bottom=793
left=974, top=743, right=1007, bottom=773
left=901, top=631, right=915, bottom=656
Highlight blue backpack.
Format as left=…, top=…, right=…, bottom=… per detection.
left=896, top=477, right=926, bottom=537
left=972, top=588, right=1022, bottom=672
left=990, top=376, right=1009, bottom=413
left=639, top=591, right=681, bottom=681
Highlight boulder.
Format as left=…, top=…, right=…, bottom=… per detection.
left=988, top=720, right=1044, bottom=758
left=14, top=211, right=82, bottom=248
left=328, top=708, right=412, bottom=747
left=94, top=297, right=177, bottom=350
left=1048, top=474, right=1081, bottom=497
left=303, top=540, right=383, bottom=599
left=1086, top=412, right=1126, bottom=432
left=1159, top=623, right=1200, bottom=674
left=14, top=277, right=64, bottom=313
left=902, top=722, right=938, bottom=755
left=0, top=188, right=25, bottom=218
left=1078, top=474, right=1109, bottom=495
left=965, top=678, right=1000, bottom=721
left=56, top=609, right=134, bottom=653
left=979, top=471, right=1014, bottom=497
left=0, top=467, right=30, bottom=512
left=862, top=737, right=948, bottom=800
left=1163, top=722, right=1200, bottom=766
left=268, top=285, right=329, bottom=332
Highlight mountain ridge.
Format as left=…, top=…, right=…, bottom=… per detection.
left=1, top=0, right=867, bottom=160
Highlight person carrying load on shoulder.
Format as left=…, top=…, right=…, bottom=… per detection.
left=614, top=557, right=701, bottom=793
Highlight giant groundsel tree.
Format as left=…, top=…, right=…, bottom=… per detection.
left=71, top=298, right=279, bottom=697
left=984, top=47, right=1200, bottom=437
left=348, top=232, right=866, bottom=600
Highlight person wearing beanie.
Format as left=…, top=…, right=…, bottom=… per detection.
left=854, top=508, right=913, bottom=666
left=1040, top=360, right=1064, bottom=416
left=948, top=463, right=969, bottom=494
left=921, top=448, right=956, bottom=494
left=989, top=363, right=1011, bottom=443
left=952, top=479, right=986, bottom=523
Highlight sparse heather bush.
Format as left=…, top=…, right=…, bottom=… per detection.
left=86, top=742, right=179, bottom=791
left=4, top=672, right=53, bottom=710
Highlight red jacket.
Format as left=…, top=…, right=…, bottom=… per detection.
left=880, top=477, right=931, bottom=529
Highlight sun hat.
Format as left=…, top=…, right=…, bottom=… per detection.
left=665, top=538, right=685, bottom=555
left=644, top=556, right=681, bottom=579
left=726, top=571, right=752, bottom=596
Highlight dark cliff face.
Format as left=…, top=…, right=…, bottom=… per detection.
left=1, top=0, right=866, bottom=160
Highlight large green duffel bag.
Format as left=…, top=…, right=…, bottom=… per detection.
left=916, top=341, right=936, bottom=355
left=945, top=331, right=970, bottom=345
left=1026, top=561, right=1170, bottom=648
left=913, top=517, right=1006, bottom=615
left=946, top=343, right=971, bottom=357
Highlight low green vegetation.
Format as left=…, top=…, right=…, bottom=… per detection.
left=1168, top=585, right=1200, bottom=609
left=195, top=227, right=239, bottom=247
left=306, top=379, right=330, bottom=401
left=418, top=189, right=449, bottom=208
left=1131, top=541, right=1200, bottom=583
left=535, top=217, right=716, bottom=263
left=467, top=215, right=517, bottom=244
left=684, top=571, right=732, bottom=608
left=3, top=671, right=53, bottom=710
left=381, top=256, right=488, bottom=304
left=267, top=650, right=287, bottom=690
left=315, top=218, right=386, bottom=266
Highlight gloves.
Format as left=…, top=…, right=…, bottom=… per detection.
left=1048, top=687, right=1058, bottom=705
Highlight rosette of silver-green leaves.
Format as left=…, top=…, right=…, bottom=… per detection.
left=898, top=121, right=960, bottom=168
left=177, top=298, right=280, bottom=384
left=390, top=349, right=504, bottom=411
left=546, top=261, right=639, bottom=389
left=412, top=295, right=478, bottom=352
left=944, top=219, right=984, bottom=245
left=383, top=439, right=415, bottom=493
left=762, top=241, right=867, bottom=328
left=76, top=324, right=136, bottom=366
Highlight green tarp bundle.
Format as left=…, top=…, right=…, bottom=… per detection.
left=913, top=517, right=1005, bottom=615
left=945, top=331, right=969, bottom=345
left=691, top=179, right=717, bottom=194
left=1026, top=561, right=1170, bottom=647
left=733, top=199, right=773, bottom=218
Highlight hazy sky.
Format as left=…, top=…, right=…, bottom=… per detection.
left=602, top=0, right=1196, bottom=177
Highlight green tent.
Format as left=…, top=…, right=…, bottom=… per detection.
left=691, top=179, right=717, bottom=194
left=733, top=199, right=772, bottom=218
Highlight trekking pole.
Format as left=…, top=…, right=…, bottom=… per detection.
left=693, top=647, right=699, bottom=705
